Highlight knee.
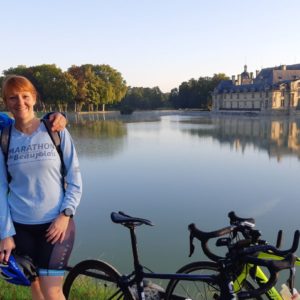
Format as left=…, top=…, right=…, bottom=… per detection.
left=42, top=286, right=64, bottom=300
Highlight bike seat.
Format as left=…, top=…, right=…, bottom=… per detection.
left=111, top=211, right=154, bottom=226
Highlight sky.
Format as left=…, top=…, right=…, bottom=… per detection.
left=1, top=0, right=300, bottom=92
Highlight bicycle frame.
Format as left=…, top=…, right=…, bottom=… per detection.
left=125, top=268, right=235, bottom=300
left=127, top=223, right=236, bottom=300
left=233, top=252, right=300, bottom=299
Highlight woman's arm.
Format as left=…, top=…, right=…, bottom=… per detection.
left=0, top=112, right=67, bottom=131
left=46, top=129, right=82, bottom=244
left=0, top=146, right=16, bottom=262
left=42, top=112, right=67, bottom=131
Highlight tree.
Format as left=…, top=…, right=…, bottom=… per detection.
left=68, top=64, right=127, bottom=112
left=91, top=65, right=127, bottom=111
left=120, top=86, right=167, bottom=111
left=169, top=73, right=229, bottom=109
left=3, top=64, right=77, bottom=111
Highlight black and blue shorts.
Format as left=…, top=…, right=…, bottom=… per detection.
left=13, top=219, right=75, bottom=277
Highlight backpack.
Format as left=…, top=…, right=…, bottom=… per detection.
left=0, top=119, right=66, bottom=184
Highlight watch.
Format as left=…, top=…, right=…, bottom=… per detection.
left=63, top=208, right=74, bottom=218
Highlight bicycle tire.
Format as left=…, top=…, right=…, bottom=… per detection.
left=165, top=261, right=263, bottom=300
left=63, top=260, right=134, bottom=300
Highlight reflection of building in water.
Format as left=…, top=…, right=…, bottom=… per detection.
left=186, top=117, right=300, bottom=160
left=212, top=64, right=300, bottom=114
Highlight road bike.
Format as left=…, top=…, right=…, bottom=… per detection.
left=63, top=211, right=298, bottom=300
left=165, top=212, right=300, bottom=300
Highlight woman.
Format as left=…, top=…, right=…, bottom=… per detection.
left=0, top=75, right=82, bottom=300
left=0, top=112, right=67, bottom=131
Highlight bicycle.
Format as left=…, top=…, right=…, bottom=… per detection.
left=165, top=211, right=300, bottom=300
left=63, top=211, right=298, bottom=300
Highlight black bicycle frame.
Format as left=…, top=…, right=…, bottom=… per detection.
left=128, top=225, right=236, bottom=300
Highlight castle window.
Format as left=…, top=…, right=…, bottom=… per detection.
left=265, top=100, right=268, bottom=108
left=252, top=92, right=255, bottom=98
left=237, top=93, right=240, bottom=99
left=281, top=90, right=285, bottom=97
left=281, top=99, right=285, bottom=107
left=265, top=91, right=269, bottom=97
left=260, top=91, right=263, bottom=98
left=230, top=93, right=233, bottom=99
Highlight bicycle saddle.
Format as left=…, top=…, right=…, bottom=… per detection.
left=111, top=211, right=154, bottom=226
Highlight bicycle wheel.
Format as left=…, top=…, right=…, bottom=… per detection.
left=63, top=260, right=134, bottom=300
left=165, top=261, right=263, bottom=300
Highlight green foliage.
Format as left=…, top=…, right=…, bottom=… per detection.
left=0, top=281, right=31, bottom=300
left=68, top=64, right=127, bottom=112
left=1, top=64, right=127, bottom=113
left=169, top=73, right=229, bottom=109
left=0, top=63, right=229, bottom=112
left=3, top=64, right=77, bottom=111
left=120, top=86, right=167, bottom=111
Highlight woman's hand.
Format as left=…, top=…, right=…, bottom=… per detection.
left=48, top=113, right=67, bottom=132
left=46, top=214, right=70, bottom=244
left=0, top=237, right=15, bottom=263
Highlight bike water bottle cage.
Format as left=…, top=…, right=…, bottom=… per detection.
left=0, top=254, right=37, bottom=286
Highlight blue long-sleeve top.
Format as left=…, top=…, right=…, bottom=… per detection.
left=0, top=122, right=82, bottom=239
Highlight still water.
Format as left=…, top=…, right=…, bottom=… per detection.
left=67, top=111, right=300, bottom=274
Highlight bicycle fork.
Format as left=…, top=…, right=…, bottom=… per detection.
left=235, top=263, right=282, bottom=300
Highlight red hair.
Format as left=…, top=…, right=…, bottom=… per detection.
left=2, top=75, right=37, bottom=101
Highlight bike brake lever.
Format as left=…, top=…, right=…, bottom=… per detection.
left=189, top=234, right=195, bottom=257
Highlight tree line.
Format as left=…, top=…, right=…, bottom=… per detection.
left=0, top=64, right=229, bottom=112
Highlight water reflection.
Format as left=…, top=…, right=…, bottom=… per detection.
left=66, top=111, right=300, bottom=277
left=181, top=116, right=300, bottom=161
left=68, top=114, right=127, bottom=157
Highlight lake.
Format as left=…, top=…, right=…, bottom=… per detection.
left=66, top=110, right=300, bottom=276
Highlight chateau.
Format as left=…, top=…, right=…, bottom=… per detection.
left=212, top=64, right=300, bottom=114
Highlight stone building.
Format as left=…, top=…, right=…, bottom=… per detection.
left=212, top=64, right=300, bottom=114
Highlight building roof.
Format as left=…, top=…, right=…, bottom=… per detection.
left=214, top=64, right=300, bottom=93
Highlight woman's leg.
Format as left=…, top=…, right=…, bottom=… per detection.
left=31, top=278, right=45, bottom=300
left=39, top=276, right=65, bottom=300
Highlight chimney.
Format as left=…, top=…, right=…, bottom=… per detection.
left=232, top=75, right=236, bottom=84
left=281, top=65, right=286, bottom=70
left=237, top=74, right=241, bottom=85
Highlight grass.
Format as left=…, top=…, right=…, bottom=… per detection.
left=0, top=277, right=118, bottom=300
left=0, top=280, right=31, bottom=300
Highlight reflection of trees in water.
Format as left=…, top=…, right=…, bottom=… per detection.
left=182, top=116, right=300, bottom=160
left=68, top=117, right=127, bottom=157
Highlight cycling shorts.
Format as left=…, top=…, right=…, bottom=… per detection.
left=13, top=219, right=75, bottom=276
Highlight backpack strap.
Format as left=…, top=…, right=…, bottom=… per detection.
left=0, top=125, right=12, bottom=183
left=41, top=119, right=66, bottom=178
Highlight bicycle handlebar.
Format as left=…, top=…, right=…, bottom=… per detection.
left=228, top=211, right=255, bottom=227
left=188, top=222, right=263, bottom=261
left=239, top=230, right=300, bottom=257
left=188, top=223, right=236, bottom=261
left=188, top=221, right=299, bottom=262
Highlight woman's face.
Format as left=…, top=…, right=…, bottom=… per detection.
left=5, top=90, right=36, bottom=121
